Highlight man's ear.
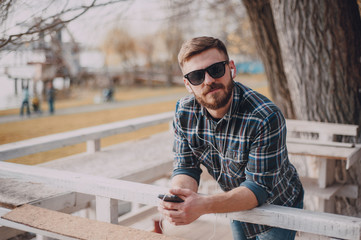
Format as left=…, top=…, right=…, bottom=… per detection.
left=184, top=79, right=193, bottom=93
left=229, top=60, right=236, bottom=78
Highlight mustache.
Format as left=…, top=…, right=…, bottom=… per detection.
left=202, top=83, right=224, bottom=95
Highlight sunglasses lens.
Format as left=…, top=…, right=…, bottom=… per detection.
left=184, top=61, right=227, bottom=86
left=187, top=70, right=205, bottom=85
left=207, top=62, right=226, bottom=79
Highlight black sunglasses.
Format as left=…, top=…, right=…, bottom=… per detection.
left=184, top=61, right=228, bottom=86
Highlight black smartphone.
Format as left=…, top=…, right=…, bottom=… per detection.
left=158, top=194, right=184, bottom=203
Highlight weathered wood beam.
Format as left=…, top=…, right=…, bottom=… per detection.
left=1, top=205, right=181, bottom=240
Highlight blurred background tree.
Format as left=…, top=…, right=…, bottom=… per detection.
left=101, top=27, right=136, bottom=68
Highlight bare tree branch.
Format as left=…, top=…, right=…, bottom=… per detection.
left=0, top=0, right=128, bottom=49
left=0, top=0, right=15, bottom=24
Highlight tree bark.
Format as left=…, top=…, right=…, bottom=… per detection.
left=270, top=0, right=361, bottom=216
left=270, top=0, right=361, bottom=124
left=242, top=0, right=296, bottom=119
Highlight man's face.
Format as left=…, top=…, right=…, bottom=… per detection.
left=182, top=48, right=235, bottom=110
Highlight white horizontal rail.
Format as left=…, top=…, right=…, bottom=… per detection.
left=287, top=137, right=355, bottom=148
left=0, top=111, right=174, bottom=161
left=1, top=112, right=358, bottom=163
left=0, top=162, right=360, bottom=240
left=286, top=119, right=358, bottom=136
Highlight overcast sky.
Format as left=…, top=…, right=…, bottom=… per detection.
left=67, top=0, right=170, bottom=46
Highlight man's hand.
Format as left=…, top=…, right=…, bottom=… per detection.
left=158, top=188, right=206, bottom=226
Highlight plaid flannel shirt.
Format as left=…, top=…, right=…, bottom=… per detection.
left=172, top=81, right=303, bottom=238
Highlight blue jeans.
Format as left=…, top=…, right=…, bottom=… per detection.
left=48, top=99, right=54, bottom=114
left=20, top=100, right=30, bottom=116
left=230, top=195, right=303, bottom=240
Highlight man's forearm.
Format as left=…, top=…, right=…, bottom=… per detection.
left=171, top=174, right=258, bottom=213
left=162, top=184, right=259, bottom=226
left=171, top=174, right=198, bottom=193
left=202, top=186, right=258, bottom=214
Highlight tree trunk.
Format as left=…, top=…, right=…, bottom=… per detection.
left=270, top=0, right=361, bottom=124
left=242, top=0, right=296, bottom=119
left=270, top=0, right=361, bottom=216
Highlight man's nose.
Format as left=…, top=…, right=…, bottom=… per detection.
left=204, top=72, right=216, bottom=85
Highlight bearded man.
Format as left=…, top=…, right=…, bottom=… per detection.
left=158, top=36, right=304, bottom=240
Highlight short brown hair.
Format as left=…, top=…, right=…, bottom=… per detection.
left=178, top=36, right=229, bottom=68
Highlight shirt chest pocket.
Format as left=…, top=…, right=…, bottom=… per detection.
left=190, top=144, right=211, bottom=162
left=223, top=149, right=248, bottom=178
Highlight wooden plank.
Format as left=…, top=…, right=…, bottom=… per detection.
left=287, top=142, right=354, bottom=160
left=0, top=111, right=174, bottom=161
left=286, top=119, right=358, bottom=136
left=301, top=177, right=342, bottom=200
left=2, top=204, right=182, bottom=240
left=287, top=142, right=361, bottom=169
left=222, top=205, right=361, bottom=240
left=0, top=207, right=76, bottom=240
left=287, top=137, right=355, bottom=148
left=0, top=178, right=65, bottom=209
left=0, top=160, right=172, bottom=210
left=0, top=133, right=173, bottom=211
left=0, top=162, right=167, bottom=206
left=302, top=177, right=357, bottom=199
left=1, top=162, right=361, bottom=239
left=120, top=161, right=173, bottom=183
left=29, top=192, right=94, bottom=214
left=347, top=145, right=361, bottom=169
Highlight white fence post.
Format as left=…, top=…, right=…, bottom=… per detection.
left=87, top=139, right=101, bottom=153
left=95, top=196, right=118, bottom=224
left=317, top=133, right=336, bottom=213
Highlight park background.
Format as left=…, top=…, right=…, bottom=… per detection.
left=0, top=0, right=267, bottom=163
left=0, top=1, right=361, bottom=238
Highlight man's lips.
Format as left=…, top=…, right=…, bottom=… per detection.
left=208, top=87, right=221, bottom=93
left=203, top=84, right=224, bottom=95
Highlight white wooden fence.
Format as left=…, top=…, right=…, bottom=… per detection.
left=0, top=112, right=361, bottom=239
left=286, top=119, right=360, bottom=213
left=0, top=162, right=360, bottom=240
left=0, top=111, right=175, bottom=161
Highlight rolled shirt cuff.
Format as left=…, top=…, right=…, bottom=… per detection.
left=172, top=168, right=202, bottom=185
left=240, top=179, right=268, bottom=206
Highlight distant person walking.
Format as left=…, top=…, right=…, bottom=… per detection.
left=20, top=86, right=31, bottom=117
left=46, top=81, right=55, bottom=114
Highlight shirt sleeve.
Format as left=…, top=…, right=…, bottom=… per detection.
left=240, top=179, right=268, bottom=206
left=172, top=103, right=202, bottom=185
left=172, top=168, right=202, bottom=185
left=245, top=110, right=288, bottom=197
